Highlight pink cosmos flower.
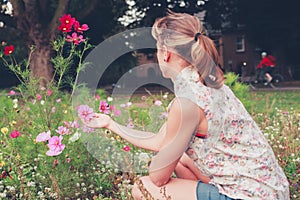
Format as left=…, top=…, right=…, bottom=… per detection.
left=74, top=21, right=89, bottom=33
left=46, top=135, right=65, bottom=156
left=123, top=145, right=130, bottom=152
left=109, top=105, right=115, bottom=111
left=56, top=126, right=69, bottom=135
left=56, top=98, right=61, bottom=103
left=64, top=120, right=80, bottom=129
left=47, top=89, right=53, bottom=96
left=141, top=95, right=147, bottom=101
left=154, top=100, right=162, bottom=106
left=82, top=124, right=95, bottom=133
left=78, top=105, right=94, bottom=121
left=66, top=32, right=85, bottom=45
left=36, top=94, right=42, bottom=100
left=51, top=107, right=56, bottom=113
left=10, top=130, right=20, bottom=138
left=114, top=109, right=121, bottom=116
left=36, top=131, right=51, bottom=142
left=70, top=120, right=80, bottom=128
left=8, top=90, right=16, bottom=95
left=94, top=94, right=100, bottom=100
left=127, top=122, right=134, bottom=129
left=99, top=100, right=110, bottom=114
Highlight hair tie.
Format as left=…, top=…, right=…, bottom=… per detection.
left=194, top=32, right=201, bottom=42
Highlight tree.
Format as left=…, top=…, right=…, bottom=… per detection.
left=203, top=0, right=239, bottom=30
left=119, top=0, right=207, bottom=28
left=0, top=0, right=126, bottom=85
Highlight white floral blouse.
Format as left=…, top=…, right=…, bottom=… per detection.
left=174, top=67, right=290, bottom=200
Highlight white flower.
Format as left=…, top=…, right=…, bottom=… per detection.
left=27, top=182, right=35, bottom=187
left=40, top=100, right=45, bottom=105
left=154, top=100, right=162, bottom=106
left=138, top=152, right=150, bottom=163
left=107, top=97, right=113, bottom=102
left=69, top=132, right=81, bottom=143
left=0, top=193, right=6, bottom=198
left=120, top=103, right=126, bottom=108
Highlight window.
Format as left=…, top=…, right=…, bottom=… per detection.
left=236, top=35, right=245, bottom=52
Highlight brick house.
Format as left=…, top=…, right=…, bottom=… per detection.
left=211, top=27, right=261, bottom=80
left=134, top=27, right=261, bottom=81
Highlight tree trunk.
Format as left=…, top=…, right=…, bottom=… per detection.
left=9, top=0, right=70, bottom=85
left=30, top=45, right=54, bottom=85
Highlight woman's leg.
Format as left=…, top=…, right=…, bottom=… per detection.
left=132, top=176, right=198, bottom=200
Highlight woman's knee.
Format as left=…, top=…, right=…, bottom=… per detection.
left=131, top=183, right=142, bottom=200
left=131, top=177, right=150, bottom=200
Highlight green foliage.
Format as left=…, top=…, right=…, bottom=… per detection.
left=224, top=72, right=253, bottom=111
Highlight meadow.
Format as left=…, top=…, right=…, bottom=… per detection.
left=0, top=86, right=299, bottom=199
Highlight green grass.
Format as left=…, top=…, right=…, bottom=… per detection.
left=249, top=90, right=300, bottom=113
left=0, top=88, right=299, bottom=199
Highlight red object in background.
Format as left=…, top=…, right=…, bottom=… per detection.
left=10, top=130, right=20, bottom=138
left=4, top=45, right=14, bottom=56
left=256, top=55, right=276, bottom=69
left=0, top=166, right=12, bottom=179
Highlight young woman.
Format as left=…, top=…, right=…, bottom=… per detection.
left=83, top=11, right=289, bottom=200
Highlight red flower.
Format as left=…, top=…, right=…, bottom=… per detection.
left=123, top=145, right=130, bottom=152
left=74, top=21, right=89, bottom=33
left=59, top=14, right=75, bottom=26
left=10, top=130, right=20, bottom=138
left=4, top=45, right=14, bottom=56
left=58, top=23, right=72, bottom=33
left=58, top=14, right=75, bottom=33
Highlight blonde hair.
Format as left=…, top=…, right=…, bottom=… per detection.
left=152, top=11, right=224, bottom=88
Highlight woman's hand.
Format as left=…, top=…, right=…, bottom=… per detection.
left=82, top=113, right=112, bottom=129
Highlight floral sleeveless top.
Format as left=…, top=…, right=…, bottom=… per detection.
left=174, top=67, right=290, bottom=200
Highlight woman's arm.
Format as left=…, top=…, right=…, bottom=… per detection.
left=148, top=97, right=201, bottom=186
left=176, top=153, right=210, bottom=183
left=83, top=113, right=166, bottom=152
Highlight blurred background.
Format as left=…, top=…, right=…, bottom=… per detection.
left=1, top=0, right=299, bottom=88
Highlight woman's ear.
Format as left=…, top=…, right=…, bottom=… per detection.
left=163, top=50, right=171, bottom=62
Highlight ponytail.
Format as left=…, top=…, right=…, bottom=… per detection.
left=152, top=11, right=224, bottom=89
left=191, top=34, right=224, bottom=88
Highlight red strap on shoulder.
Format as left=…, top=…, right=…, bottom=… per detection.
left=195, top=133, right=207, bottom=138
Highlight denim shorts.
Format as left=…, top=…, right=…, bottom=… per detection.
left=196, top=181, right=235, bottom=200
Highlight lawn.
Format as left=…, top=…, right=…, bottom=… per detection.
left=0, top=87, right=299, bottom=199
left=249, top=90, right=300, bottom=113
